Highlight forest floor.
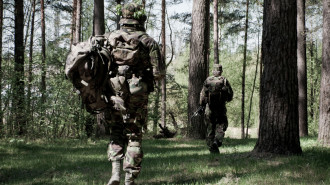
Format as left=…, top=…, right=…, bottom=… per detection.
left=0, top=128, right=329, bottom=185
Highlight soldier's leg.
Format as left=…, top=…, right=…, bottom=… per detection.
left=214, top=114, right=229, bottom=147
left=123, top=94, right=148, bottom=184
left=106, top=111, right=127, bottom=185
left=205, top=105, right=219, bottom=153
left=124, top=130, right=143, bottom=185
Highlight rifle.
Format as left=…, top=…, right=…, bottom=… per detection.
left=191, top=106, right=205, bottom=118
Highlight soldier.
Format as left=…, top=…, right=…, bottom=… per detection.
left=199, top=64, right=233, bottom=154
left=103, top=3, right=164, bottom=185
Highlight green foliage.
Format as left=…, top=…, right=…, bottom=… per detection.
left=0, top=0, right=323, bottom=140
left=115, top=4, right=122, bottom=16
left=133, top=8, right=146, bottom=20
left=0, top=137, right=329, bottom=184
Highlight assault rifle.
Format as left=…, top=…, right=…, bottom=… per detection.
left=191, top=106, right=205, bottom=118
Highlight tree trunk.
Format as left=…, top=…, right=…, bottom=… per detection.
left=41, top=0, right=46, bottom=109
left=253, top=0, right=302, bottom=154
left=75, top=0, right=82, bottom=42
left=241, top=0, right=250, bottom=139
left=161, top=0, right=166, bottom=128
left=318, top=0, right=330, bottom=146
left=93, top=0, right=105, bottom=35
left=27, top=0, right=36, bottom=130
left=297, top=0, right=308, bottom=137
left=142, top=0, right=146, bottom=9
left=246, top=31, right=260, bottom=138
left=24, top=3, right=32, bottom=50
left=309, top=41, right=315, bottom=121
left=153, top=82, right=160, bottom=134
left=116, top=0, right=121, bottom=30
left=0, top=0, right=3, bottom=136
left=55, top=7, right=60, bottom=39
left=188, top=0, right=210, bottom=139
left=14, top=0, right=26, bottom=135
left=213, top=0, right=219, bottom=64
left=71, top=0, right=77, bottom=46
left=93, top=0, right=105, bottom=137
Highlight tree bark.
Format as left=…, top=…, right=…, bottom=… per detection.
left=161, top=0, right=166, bottom=128
left=24, top=3, right=32, bottom=50
left=297, top=0, right=308, bottom=137
left=142, top=0, right=146, bottom=9
left=253, top=0, right=302, bottom=154
left=309, top=41, right=315, bottom=121
left=213, top=0, right=219, bottom=64
left=93, top=0, right=105, bottom=137
left=241, top=0, right=250, bottom=139
left=0, top=0, right=3, bottom=136
left=27, top=0, right=36, bottom=128
left=93, top=0, right=105, bottom=35
left=153, top=82, right=160, bottom=134
left=14, top=0, right=26, bottom=135
left=188, top=0, right=210, bottom=139
left=71, top=0, right=77, bottom=46
left=318, top=0, right=330, bottom=146
left=41, top=0, right=46, bottom=108
left=75, top=0, right=82, bottom=42
left=116, top=0, right=121, bottom=30
left=246, top=31, right=260, bottom=138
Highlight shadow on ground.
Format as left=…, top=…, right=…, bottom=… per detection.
left=0, top=138, right=329, bottom=185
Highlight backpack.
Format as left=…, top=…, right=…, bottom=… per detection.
left=65, top=36, right=112, bottom=113
left=205, top=76, right=227, bottom=107
left=108, top=31, right=148, bottom=66
left=107, top=30, right=155, bottom=93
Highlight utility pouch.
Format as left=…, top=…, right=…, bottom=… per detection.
left=109, top=75, right=129, bottom=97
left=128, top=75, right=148, bottom=95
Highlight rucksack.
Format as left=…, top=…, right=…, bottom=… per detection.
left=205, top=76, right=227, bottom=106
left=107, top=30, right=155, bottom=93
left=65, top=36, right=112, bottom=113
left=108, top=30, right=148, bottom=66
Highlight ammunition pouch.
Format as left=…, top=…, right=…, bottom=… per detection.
left=110, top=96, right=127, bottom=112
left=128, top=75, right=148, bottom=95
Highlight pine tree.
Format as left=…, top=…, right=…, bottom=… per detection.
left=253, top=0, right=302, bottom=154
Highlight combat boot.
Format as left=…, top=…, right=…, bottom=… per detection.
left=125, top=172, right=136, bottom=185
left=210, top=141, right=220, bottom=154
left=107, top=160, right=121, bottom=185
left=213, top=139, right=222, bottom=147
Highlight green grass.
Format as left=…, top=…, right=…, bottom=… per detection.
left=0, top=136, right=329, bottom=185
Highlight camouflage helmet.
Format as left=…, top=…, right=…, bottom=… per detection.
left=119, top=3, right=147, bottom=25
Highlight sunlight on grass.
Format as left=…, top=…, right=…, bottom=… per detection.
left=0, top=136, right=329, bottom=185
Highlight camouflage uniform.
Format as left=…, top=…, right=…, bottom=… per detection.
left=200, top=64, right=233, bottom=153
left=103, top=3, right=164, bottom=185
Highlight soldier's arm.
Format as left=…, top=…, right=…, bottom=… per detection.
left=199, top=81, right=208, bottom=106
left=225, top=79, right=233, bottom=102
left=142, top=37, right=165, bottom=80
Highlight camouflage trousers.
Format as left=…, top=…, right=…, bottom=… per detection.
left=106, top=93, right=148, bottom=178
left=204, top=104, right=228, bottom=151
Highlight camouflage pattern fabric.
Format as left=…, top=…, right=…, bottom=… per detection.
left=105, top=25, right=164, bottom=179
left=106, top=94, right=148, bottom=177
left=204, top=104, right=228, bottom=151
left=120, top=3, right=147, bottom=26
left=200, top=75, right=233, bottom=152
